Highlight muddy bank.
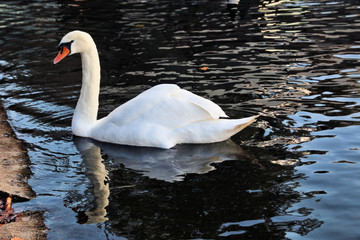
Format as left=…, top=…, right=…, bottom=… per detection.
left=0, top=104, right=47, bottom=239
left=0, top=105, right=35, bottom=200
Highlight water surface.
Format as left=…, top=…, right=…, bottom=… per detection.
left=0, top=0, right=360, bottom=239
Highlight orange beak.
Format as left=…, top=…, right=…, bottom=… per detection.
left=53, top=46, right=70, bottom=64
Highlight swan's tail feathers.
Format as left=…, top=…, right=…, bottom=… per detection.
left=174, top=115, right=258, bottom=145
left=233, top=115, right=258, bottom=133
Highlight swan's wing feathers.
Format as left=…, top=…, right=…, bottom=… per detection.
left=103, top=84, right=227, bottom=129
left=175, top=88, right=228, bottom=119
left=140, top=84, right=227, bottom=119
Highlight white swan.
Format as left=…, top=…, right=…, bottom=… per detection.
left=53, top=30, right=257, bottom=149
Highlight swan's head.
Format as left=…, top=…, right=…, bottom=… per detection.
left=53, top=30, right=95, bottom=64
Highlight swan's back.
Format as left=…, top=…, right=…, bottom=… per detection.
left=105, top=84, right=227, bottom=126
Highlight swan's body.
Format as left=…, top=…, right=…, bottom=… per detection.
left=54, top=31, right=257, bottom=149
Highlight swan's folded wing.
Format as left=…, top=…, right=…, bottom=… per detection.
left=174, top=88, right=228, bottom=119
left=99, top=84, right=227, bottom=129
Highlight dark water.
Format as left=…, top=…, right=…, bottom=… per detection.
left=1, top=0, right=360, bottom=239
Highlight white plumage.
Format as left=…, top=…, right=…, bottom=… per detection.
left=54, top=31, right=257, bottom=149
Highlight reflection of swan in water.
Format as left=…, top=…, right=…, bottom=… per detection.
left=73, top=137, right=256, bottom=223
left=77, top=137, right=256, bottom=182
left=74, top=137, right=109, bottom=224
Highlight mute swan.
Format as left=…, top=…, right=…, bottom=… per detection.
left=53, top=30, right=257, bottom=149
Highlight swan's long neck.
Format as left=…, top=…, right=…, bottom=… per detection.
left=72, top=43, right=100, bottom=137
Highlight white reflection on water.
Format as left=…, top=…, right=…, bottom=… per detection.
left=74, top=137, right=257, bottom=223
left=75, top=137, right=254, bottom=182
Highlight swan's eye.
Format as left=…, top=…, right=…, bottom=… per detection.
left=57, top=40, right=74, bottom=53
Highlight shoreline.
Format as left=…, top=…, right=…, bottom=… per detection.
left=0, top=103, right=47, bottom=239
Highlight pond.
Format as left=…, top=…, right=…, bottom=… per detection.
left=0, top=0, right=360, bottom=239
